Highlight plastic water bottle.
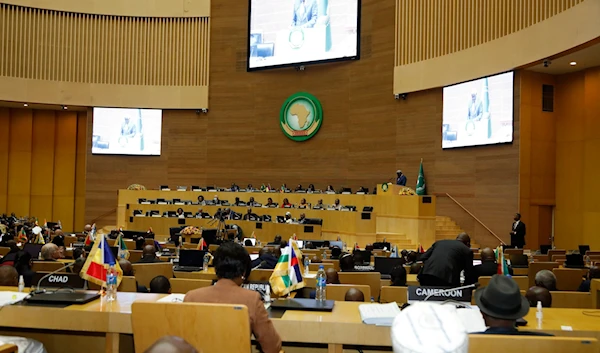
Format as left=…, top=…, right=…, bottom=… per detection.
left=203, top=253, right=211, bottom=271
left=303, top=256, right=310, bottom=276
left=585, top=255, right=591, bottom=267
left=18, top=275, right=24, bottom=293
left=322, top=250, right=327, bottom=260
left=460, top=270, right=465, bottom=285
left=536, top=301, right=543, bottom=329
left=315, top=265, right=326, bottom=302
left=106, top=265, right=118, bottom=302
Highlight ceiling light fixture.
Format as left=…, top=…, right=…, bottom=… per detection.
left=570, top=61, right=577, bottom=66
left=23, top=103, right=28, bottom=107
left=62, top=105, right=68, bottom=110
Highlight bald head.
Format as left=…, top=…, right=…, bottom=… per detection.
left=0, top=266, right=18, bottom=286
left=54, top=229, right=64, bottom=237
left=143, top=245, right=157, bottom=257
left=326, top=268, right=339, bottom=284
left=41, top=243, right=59, bottom=260
left=143, top=336, right=198, bottom=353
left=311, top=256, right=322, bottom=264
left=344, top=288, right=365, bottom=302
left=119, top=259, right=133, bottom=276
left=84, top=224, right=92, bottom=232
left=456, top=233, right=471, bottom=247
left=588, top=266, right=600, bottom=280
left=481, top=247, right=495, bottom=262
left=526, top=286, right=552, bottom=308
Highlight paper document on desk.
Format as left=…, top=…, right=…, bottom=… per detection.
left=438, top=305, right=486, bottom=333
left=157, top=294, right=185, bottom=303
left=359, top=302, right=401, bottom=326
left=0, top=291, right=28, bottom=306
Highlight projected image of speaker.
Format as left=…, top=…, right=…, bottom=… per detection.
left=442, top=71, right=514, bottom=149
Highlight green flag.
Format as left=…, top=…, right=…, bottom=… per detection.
left=416, top=159, right=426, bottom=196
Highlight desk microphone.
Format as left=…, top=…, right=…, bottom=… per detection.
left=252, top=260, right=267, bottom=271
left=423, top=282, right=480, bottom=302
left=34, top=258, right=85, bottom=294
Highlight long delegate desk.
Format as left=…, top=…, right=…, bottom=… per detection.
left=117, top=188, right=438, bottom=248
left=128, top=217, right=322, bottom=243
left=1, top=286, right=600, bottom=353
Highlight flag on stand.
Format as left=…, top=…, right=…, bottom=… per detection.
left=43, top=219, right=47, bottom=228
left=84, top=232, right=93, bottom=246
left=196, top=237, right=207, bottom=250
left=80, top=233, right=123, bottom=287
left=17, top=228, right=28, bottom=243
left=154, top=240, right=162, bottom=251
left=292, top=233, right=297, bottom=240
left=270, top=239, right=305, bottom=296
left=416, top=159, right=426, bottom=196
left=33, top=230, right=45, bottom=244
left=495, top=245, right=509, bottom=275
left=115, top=234, right=130, bottom=260
left=417, top=244, right=424, bottom=253
left=251, top=231, right=256, bottom=239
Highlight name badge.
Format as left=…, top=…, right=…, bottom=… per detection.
left=407, top=286, right=473, bottom=304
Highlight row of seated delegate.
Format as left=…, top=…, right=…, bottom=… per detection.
left=138, top=196, right=360, bottom=211
left=158, top=183, right=373, bottom=194
left=133, top=208, right=322, bottom=224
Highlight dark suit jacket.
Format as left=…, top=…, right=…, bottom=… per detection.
left=419, top=239, right=474, bottom=286
left=250, top=254, right=278, bottom=270
left=512, top=221, right=526, bottom=247
left=473, top=260, right=498, bottom=282
left=135, top=256, right=162, bottom=264
left=184, top=279, right=282, bottom=353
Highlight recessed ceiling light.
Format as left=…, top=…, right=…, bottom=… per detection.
left=62, top=106, right=68, bottom=110
left=23, top=103, right=28, bottom=107
left=570, top=61, right=577, bottom=66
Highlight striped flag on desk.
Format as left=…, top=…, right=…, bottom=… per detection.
left=270, top=239, right=305, bottom=296
left=80, top=233, right=123, bottom=287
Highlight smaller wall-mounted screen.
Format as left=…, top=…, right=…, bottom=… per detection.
left=92, top=108, right=162, bottom=156
left=442, top=71, right=514, bottom=149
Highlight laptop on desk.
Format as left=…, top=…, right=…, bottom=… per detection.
left=26, top=291, right=100, bottom=305
left=374, top=257, right=404, bottom=279
left=173, top=249, right=206, bottom=272
left=565, top=254, right=585, bottom=268
left=509, top=254, right=529, bottom=268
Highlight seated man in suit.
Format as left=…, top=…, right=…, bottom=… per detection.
left=313, top=199, right=325, bottom=209
left=297, top=213, right=307, bottom=224
left=390, top=265, right=407, bottom=286
left=247, top=197, right=262, bottom=207
left=119, top=258, right=148, bottom=292
left=473, top=247, right=497, bottom=282
left=184, top=242, right=282, bottom=353
left=578, top=266, right=600, bottom=292
left=475, top=275, right=552, bottom=336
left=284, top=212, right=294, bottom=224
left=195, top=208, right=211, bottom=219
left=250, top=247, right=278, bottom=270
left=243, top=207, right=259, bottom=221
left=136, top=245, right=162, bottom=263
left=525, top=286, right=552, bottom=308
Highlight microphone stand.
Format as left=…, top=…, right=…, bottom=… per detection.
left=33, top=259, right=83, bottom=295
left=423, top=283, right=480, bottom=302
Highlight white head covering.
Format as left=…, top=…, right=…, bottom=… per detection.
left=391, top=302, right=468, bottom=353
left=32, top=226, right=43, bottom=235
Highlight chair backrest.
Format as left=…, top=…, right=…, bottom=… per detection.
left=128, top=250, right=143, bottom=263
left=585, top=251, right=600, bottom=256
left=379, top=286, right=408, bottom=304
left=244, top=246, right=262, bottom=254
left=528, top=262, right=560, bottom=288
left=532, top=254, right=549, bottom=262
left=519, top=290, right=591, bottom=309
left=325, top=284, right=371, bottom=302
left=553, top=268, right=589, bottom=291
left=480, top=276, right=529, bottom=291
left=132, top=262, right=174, bottom=287
left=309, top=263, right=334, bottom=272
left=322, top=259, right=341, bottom=271
left=551, top=254, right=567, bottom=263
left=88, top=276, right=138, bottom=292
left=504, top=248, right=523, bottom=256
left=63, top=236, right=78, bottom=247
left=0, top=344, right=18, bottom=353
left=248, top=269, right=273, bottom=282
left=131, top=302, right=251, bottom=353
left=338, top=272, right=381, bottom=300
left=0, top=247, right=10, bottom=256
left=468, top=335, right=597, bottom=353
left=31, top=261, right=65, bottom=273
left=170, top=278, right=213, bottom=294
left=547, top=249, right=566, bottom=258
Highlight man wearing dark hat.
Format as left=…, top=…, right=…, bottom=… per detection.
left=475, top=275, right=552, bottom=336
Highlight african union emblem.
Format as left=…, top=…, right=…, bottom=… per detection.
left=280, top=92, right=323, bottom=142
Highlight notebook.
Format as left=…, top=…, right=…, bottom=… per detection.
left=358, top=302, right=401, bottom=326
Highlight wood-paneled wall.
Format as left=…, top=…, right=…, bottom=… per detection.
left=0, top=108, right=86, bottom=231
left=519, top=71, right=557, bottom=250
left=84, top=0, right=519, bottom=248
left=393, top=0, right=600, bottom=93
left=395, top=0, right=583, bottom=66
left=0, top=3, right=210, bottom=108
left=554, top=66, right=600, bottom=250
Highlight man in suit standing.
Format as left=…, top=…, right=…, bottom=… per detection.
left=395, top=170, right=407, bottom=186
left=511, top=213, right=526, bottom=248
left=418, top=233, right=474, bottom=287
left=291, top=0, right=318, bottom=28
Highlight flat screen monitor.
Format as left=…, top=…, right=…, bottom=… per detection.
left=92, top=107, right=162, bottom=155
left=247, top=0, right=361, bottom=71
left=442, top=71, right=514, bottom=149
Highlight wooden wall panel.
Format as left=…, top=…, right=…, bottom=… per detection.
left=84, top=0, right=519, bottom=248
left=7, top=109, right=33, bottom=216
left=74, top=113, right=87, bottom=232
left=0, top=108, right=85, bottom=229
left=0, top=108, right=9, bottom=213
